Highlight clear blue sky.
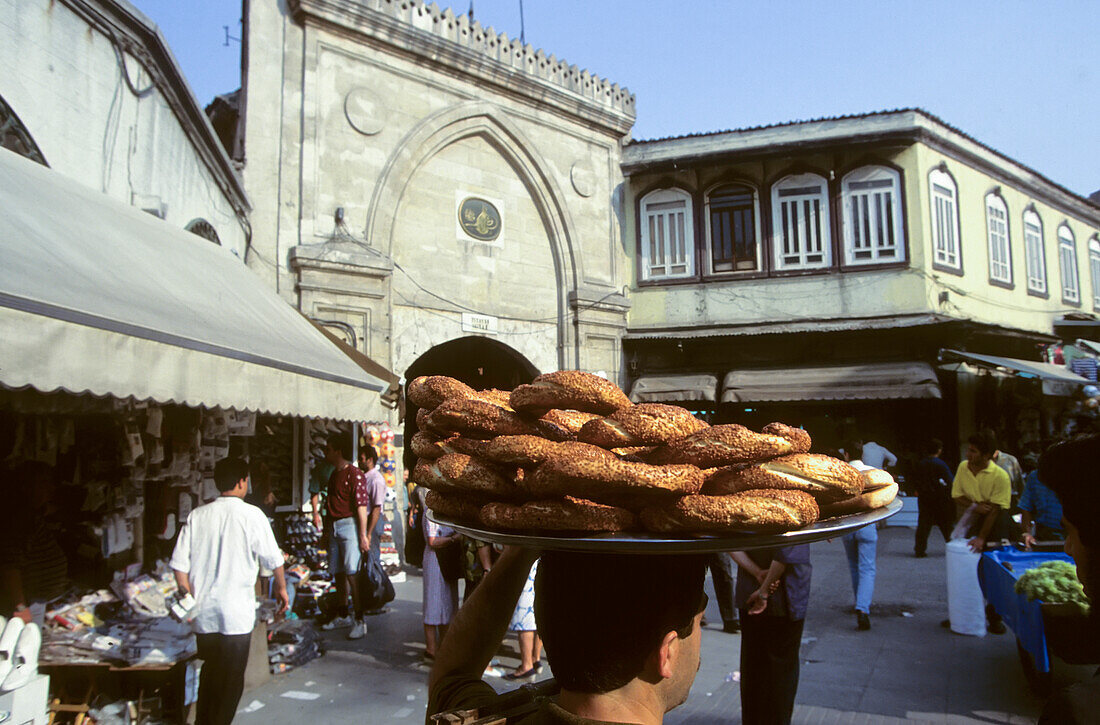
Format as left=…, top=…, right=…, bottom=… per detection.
left=132, top=0, right=1100, bottom=197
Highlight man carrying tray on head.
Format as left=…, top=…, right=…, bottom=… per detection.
left=427, top=547, right=707, bottom=725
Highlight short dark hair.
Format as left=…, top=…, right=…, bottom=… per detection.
left=359, top=444, right=378, bottom=464
left=980, top=428, right=1000, bottom=452
left=535, top=552, right=705, bottom=694
left=214, top=457, right=250, bottom=492
left=923, top=438, right=943, bottom=456
left=968, top=430, right=996, bottom=457
left=327, top=432, right=354, bottom=461
left=845, top=440, right=863, bottom=460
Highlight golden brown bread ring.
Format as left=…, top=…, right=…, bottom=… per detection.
left=480, top=496, right=637, bottom=532
left=649, top=423, right=812, bottom=468
left=819, top=482, right=898, bottom=518
left=532, top=419, right=575, bottom=442
left=611, top=446, right=657, bottom=462
left=528, top=449, right=703, bottom=503
left=428, top=397, right=542, bottom=439
left=762, top=422, right=812, bottom=455
left=416, top=406, right=446, bottom=435
left=424, top=489, right=488, bottom=524
left=510, top=371, right=631, bottom=416
left=640, top=489, right=820, bottom=533
left=703, top=454, right=863, bottom=503
left=412, top=453, right=518, bottom=499
left=577, top=403, right=709, bottom=448
left=480, top=436, right=605, bottom=468
left=408, top=375, right=476, bottom=409
left=540, top=409, right=602, bottom=436
left=410, top=431, right=455, bottom=460
left=860, top=468, right=895, bottom=491
left=473, top=388, right=514, bottom=409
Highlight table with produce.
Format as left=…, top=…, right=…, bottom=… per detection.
left=978, top=547, right=1096, bottom=689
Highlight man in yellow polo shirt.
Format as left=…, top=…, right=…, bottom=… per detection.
left=952, top=430, right=1012, bottom=554
left=951, top=430, right=1012, bottom=635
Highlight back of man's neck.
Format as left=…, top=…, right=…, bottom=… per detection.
left=555, top=685, right=663, bottom=724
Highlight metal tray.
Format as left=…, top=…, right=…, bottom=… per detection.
left=428, top=499, right=902, bottom=553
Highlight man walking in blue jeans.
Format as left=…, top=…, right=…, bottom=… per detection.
left=841, top=439, right=878, bottom=631
left=321, top=432, right=372, bottom=639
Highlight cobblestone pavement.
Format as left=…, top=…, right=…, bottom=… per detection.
left=238, top=526, right=1093, bottom=724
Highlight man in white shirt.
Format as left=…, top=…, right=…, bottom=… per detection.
left=171, top=458, right=288, bottom=725
left=861, top=440, right=897, bottom=470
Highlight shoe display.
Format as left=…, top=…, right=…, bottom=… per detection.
left=1, top=623, right=41, bottom=692
left=857, top=611, right=871, bottom=631
left=0, top=618, right=25, bottom=684
left=347, top=620, right=366, bottom=640
left=321, top=615, right=354, bottom=631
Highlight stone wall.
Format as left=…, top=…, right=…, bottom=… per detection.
left=243, top=0, right=634, bottom=388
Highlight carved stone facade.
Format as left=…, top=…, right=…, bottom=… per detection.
left=241, top=0, right=634, bottom=402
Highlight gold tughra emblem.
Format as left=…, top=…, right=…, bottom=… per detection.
left=458, top=197, right=502, bottom=241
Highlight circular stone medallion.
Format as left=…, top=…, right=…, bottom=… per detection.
left=344, top=88, right=385, bottom=136
left=570, top=161, right=595, bottom=197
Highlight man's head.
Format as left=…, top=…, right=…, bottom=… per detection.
left=922, top=438, right=943, bottom=457
left=325, top=432, right=354, bottom=465
left=535, top=552, right=706, bottom=711
left=1039, top=435, right=1100, bottom=600
left=844, top=439, right=863, bottom=462
left=214, top=457, right=250, bottom=495
left=967, top=430, right=996, bottom=467
left=359, top=444, right=378, bottom=470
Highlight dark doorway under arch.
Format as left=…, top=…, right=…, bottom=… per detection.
left=403, top=336, right=539, bottom=469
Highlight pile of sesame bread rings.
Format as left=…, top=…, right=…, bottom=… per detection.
left=409, top=371, right=898, bottom=536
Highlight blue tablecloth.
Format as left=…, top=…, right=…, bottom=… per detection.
left=978, top=547, right=1075, bottom=673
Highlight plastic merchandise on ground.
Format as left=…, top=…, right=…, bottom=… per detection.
left=946, top=538, right=987, bottom=636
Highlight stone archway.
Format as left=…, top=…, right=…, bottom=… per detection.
left=402, top=336, right=539, bottom=469
left=364, top=101, right=582, bottom=370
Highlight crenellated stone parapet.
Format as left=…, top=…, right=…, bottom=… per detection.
left=288, top=0, right=635, bottom=134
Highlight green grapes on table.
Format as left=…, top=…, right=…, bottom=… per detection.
left=1013, top=560, right=1090, bottom=614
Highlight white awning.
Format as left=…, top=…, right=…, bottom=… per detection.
left=721, top=362, right=942, bottom=403
left=629, top=374, right=718, bottom=403
left=939, top=349, right=1088, bottom=385
left=0, top=149, right=388, bottom=421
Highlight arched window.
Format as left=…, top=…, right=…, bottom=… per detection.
left=770, top=173, right=831, bottom=271
left=704, top=183, right=761, bottom=274
left=639, top=188, right=694, bottom=281
left=1058, top=224, right=1080, bottom=305
left=928, top=167, right=961, bottom=272
left=985, top=192, right=1012, bottom=286
left=185, top=219, right=222, bottom=245
left=1023, top=209, right=1047, bottom=296
left=1090, top=236, right=1100, bottom=310
left=840, top=165, right=905, bottom=266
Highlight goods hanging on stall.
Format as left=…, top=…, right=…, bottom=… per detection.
left=0, top=150, right=394, bottom=719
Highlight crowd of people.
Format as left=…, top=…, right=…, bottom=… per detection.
left=409, top=427, right=1090, bottom=725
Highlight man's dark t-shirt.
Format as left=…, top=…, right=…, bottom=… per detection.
left=912, top=456, right=954, bottom=497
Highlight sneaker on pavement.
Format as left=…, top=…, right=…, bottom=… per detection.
left=322, top=615, right=354, bottom=631
left=988, top=619, right=1006, bottom=635
left=857, top=611, right=871, bottom=631
left=347, top=619, right=367, bottom=640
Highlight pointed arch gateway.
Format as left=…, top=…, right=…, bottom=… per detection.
left=363, top=101, right=582, bottom=370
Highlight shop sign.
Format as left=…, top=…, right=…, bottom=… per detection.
left=462, top=312, right=499, bottom=335
left=457, top=196, right=502, bottom=242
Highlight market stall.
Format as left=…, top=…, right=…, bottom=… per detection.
left=0, top=149, right=394, bottom=720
